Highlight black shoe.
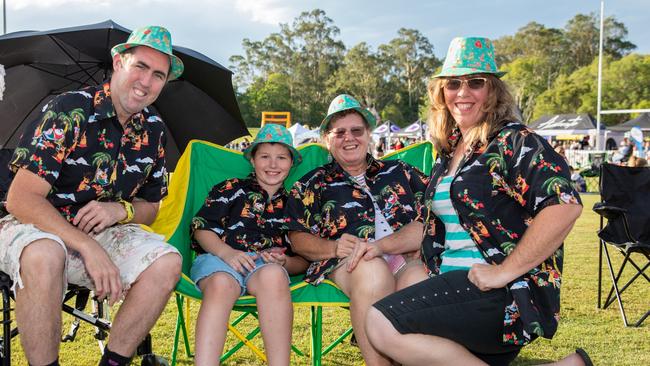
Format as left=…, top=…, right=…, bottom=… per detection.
left=576, top=348, right=593, bottom=366
left=350, top=332, right=358, bottom=348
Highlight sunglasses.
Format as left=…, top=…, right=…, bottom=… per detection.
left=328, top=126, right=367, bottom=139
left=443, top=77, right=488, bottom=91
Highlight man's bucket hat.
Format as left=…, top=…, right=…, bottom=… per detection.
left=434, top=36, right=506, bottom=78
left=111, top=25, right=184, bottom=80
left=320, top=94, right=377, bottom=133
left=244, top=124, right=302, bottom=166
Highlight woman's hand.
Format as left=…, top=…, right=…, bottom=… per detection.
left=467, top=263, right=514, bottom=291
left=335, top=233, right=359, bottom=258
left=222, top=248, right=257, bottom=274
left=346, top=240, right=375, bottom=272
left=259, top=247, right=287, bottom=267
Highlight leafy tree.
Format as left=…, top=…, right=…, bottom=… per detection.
left=533, top=54, right=650, bottom=125
left=379, top=28, right=440, bottom=123
left=328, top=42, right=392, bottom=122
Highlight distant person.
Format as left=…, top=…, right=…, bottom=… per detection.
left=190, top=124, right=308, bottom=365
left=0, top=26, right=183, bottom=366
left=570, top=166, right=587, bottom=192
left=365, top=36, right=590, bottom=366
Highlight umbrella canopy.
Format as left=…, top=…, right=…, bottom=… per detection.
left=0, top=20, right=247, bottom=170
left=610, top=113, right=650, bottom=132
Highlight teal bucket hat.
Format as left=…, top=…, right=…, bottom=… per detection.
left=244, top=124, right=302, bottom=166
left=434, top=37, right=506, bottom=78
left=111, top=25, right=184, bottom=80
left=320, top=94, right=377, bottom=133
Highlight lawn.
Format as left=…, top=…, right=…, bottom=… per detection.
left=8, top=194, right=650, bottom=365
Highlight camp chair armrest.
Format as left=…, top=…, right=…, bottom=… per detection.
left=593, top=203, right=627, bottom=220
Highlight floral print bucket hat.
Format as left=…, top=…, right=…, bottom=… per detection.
left=111, top=25, right=184, bottom=80
left=434, top=36, right=506, bottom=78
left=320, top=94, right=377, bottom=133
left=244, top=123, right=302, bottom=166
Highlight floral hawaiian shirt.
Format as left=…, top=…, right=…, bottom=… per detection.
left=190, top=175, right=292, bottom=254
left=421, top=122, right=582, bottom=346
left=287, top=155, right=429, bottom=284
left=9, top=82, right=168, bottom=223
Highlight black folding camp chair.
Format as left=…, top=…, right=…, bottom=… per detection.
left=593, top=163, right=650, bottom=327
left=0, top=149, right=163, bottom=365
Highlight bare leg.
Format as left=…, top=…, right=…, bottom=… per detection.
left=247, top=264, right=292, bottom=366
left=194, top=273, right=241, bottom=366
left=540, top=352, right=591, bottom=366
left=395, top=259, right=428, bottom=290
left=366, top=307, right=486, bottom=366
left=331, top=258, right=395, bottom=366
left=15, top=239, right=66, bottom=365
left=106, top=253, right=181, bottom=356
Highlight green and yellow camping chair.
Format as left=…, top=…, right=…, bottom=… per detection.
left=150, top=139, right=435, bottom=365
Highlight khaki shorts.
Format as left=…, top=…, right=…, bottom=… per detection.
left=0, top=215, right=180, bottom=296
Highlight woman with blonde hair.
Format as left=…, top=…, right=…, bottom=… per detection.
left=366, top=37, right=591, bottom=366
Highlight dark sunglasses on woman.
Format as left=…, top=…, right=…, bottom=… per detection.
left=329, top=126, right=366, bottom=139
left=444, top=77, right=488, bottom=91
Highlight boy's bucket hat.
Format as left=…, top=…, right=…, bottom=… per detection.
left=244, top=124, right=302, bottom=166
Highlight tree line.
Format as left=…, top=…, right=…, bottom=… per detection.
left=230, top=9, right=646, bottom=127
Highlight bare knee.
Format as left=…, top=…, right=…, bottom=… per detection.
left=349, top=259, right=395, bottom=299
left=19, top=239, right=65, bottom=279
left=199, top=272, right=240, bottom=300
left=366, top=307, right=396, bottom=350
left=142, top=253, right=182, bottom=291
left=248, top=264, right=289, bottom=295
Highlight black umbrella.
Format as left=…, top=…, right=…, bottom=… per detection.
left=0, top=20, right=248, bottom=170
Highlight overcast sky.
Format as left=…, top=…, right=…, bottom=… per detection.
left=2, top=0, right=648, bottom=69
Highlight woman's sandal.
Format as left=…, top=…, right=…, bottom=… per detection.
left=576, top=348, right=593, bottom=366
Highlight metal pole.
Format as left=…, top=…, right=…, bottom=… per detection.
left=595, top=0, right=605, bottom=150
left=2, top=0, right=6, bottom=34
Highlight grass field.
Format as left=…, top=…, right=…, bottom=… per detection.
left=8, top=194, right=650, bottom=365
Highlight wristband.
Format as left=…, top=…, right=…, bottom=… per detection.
left=117, top=199, right=135, bottom=224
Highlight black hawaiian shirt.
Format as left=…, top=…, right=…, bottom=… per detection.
left=287, top=155, right=430, bottom=285
left=190, top=175, right=292, bottom=254
left=421, top=122, right=582, bottom=346
left=9, top=82, right=168, bottom=223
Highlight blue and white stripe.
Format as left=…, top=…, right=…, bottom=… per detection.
left=431, top=176, right=486, bottom=273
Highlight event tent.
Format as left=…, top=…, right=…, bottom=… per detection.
left=610, top=113, right=650, bottom=132
left=528, top=114, right=603, bottom=136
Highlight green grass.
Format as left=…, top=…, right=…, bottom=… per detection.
left=8, top=194, right=650, bottom=365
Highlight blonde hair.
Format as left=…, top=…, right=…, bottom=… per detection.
left=427, top=74, right=517, bottom=154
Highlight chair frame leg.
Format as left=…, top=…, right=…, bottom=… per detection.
left=602, top=243, right=650, bottom=327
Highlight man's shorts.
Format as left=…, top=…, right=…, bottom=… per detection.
left=190, top=252, right=289, bottom=296
left=0, top=215, right=180, bottom=296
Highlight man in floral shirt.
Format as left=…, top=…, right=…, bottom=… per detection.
left=0, top=26, right=183, bottom=366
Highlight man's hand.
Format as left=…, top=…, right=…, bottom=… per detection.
left=259, top=247, right=288, bottom=267
left=467, top=263, right=514, bottom=291
left=222, top=248, right=257, bottom=274
left=73, top=200, right=126, bottom=234
left=79, top=241, right=123, bottom=306
left=335, top=233, right=359, bottom=258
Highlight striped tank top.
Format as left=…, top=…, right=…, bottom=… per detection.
left=431, top=176, right=486, bottom=273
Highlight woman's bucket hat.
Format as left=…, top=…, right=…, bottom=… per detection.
left=244, top=124, right=302, bottom=166
left=111, top=25, right=184, bottom=80
left=320, top=94, right=377, bottom=133
left=434, top=36, right=506, bottom=78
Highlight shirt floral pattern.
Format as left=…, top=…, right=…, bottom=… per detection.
left=9, top=82, right=168, bottom=223
left=421, top=122, right=582, bottom=346
left=287, top=155, right=429, bottom=284
left=190, top=175, right=292, bottom=254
